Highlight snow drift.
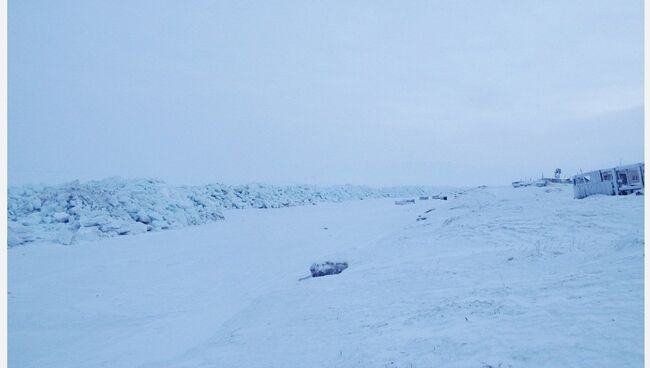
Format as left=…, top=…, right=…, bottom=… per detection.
left=7, top=178, right=445, bottom=246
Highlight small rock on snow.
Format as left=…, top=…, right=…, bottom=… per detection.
left=310, top=261, right=349, bottom=278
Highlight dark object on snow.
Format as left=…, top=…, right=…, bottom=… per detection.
left=395, top=199, right=416, bottom=205
left=310, top=261, right=348, bottom=277
left=419, top=196, right=429, bottom=200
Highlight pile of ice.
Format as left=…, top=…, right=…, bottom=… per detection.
left=8, top=178, right=442, bottom=246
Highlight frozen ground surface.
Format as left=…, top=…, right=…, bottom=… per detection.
left=8, top=185, right=643, bottom=367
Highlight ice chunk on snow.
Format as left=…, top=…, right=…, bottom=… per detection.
left=79, top=215, right=112, bottom=227
left=52, top=212, right=70, bottom=223
left=21, top=213, right=42, bottom=226
left=310, top=261, right=349, bottom=277
left=75, top=226, right=103, bottom=242
left=55, top=228, right=75, bottom=245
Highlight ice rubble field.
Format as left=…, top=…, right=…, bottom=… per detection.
left=7, top=178, right=441, bottom=247
left=8, top=184, right=644, bottom=367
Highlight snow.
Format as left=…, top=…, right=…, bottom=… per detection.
left=7, top=178, right=446, bottom=246
left=8, top=184, right=643, bottom=367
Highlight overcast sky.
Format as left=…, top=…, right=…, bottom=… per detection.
left=9, top=0, right=644, bottom=187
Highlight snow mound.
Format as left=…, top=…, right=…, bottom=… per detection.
left=8, top=178, right=444, bottom=246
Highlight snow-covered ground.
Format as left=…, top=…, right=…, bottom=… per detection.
left=8, top=185, right=643, bottom=367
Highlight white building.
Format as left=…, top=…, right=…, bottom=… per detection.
left=572, top=163, right=644, bottom=199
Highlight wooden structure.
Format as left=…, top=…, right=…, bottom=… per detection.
left=572, top=163, right=644, bottom=199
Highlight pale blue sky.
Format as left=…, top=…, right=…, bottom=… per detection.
left=9, top=0, right=644, bottom=186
